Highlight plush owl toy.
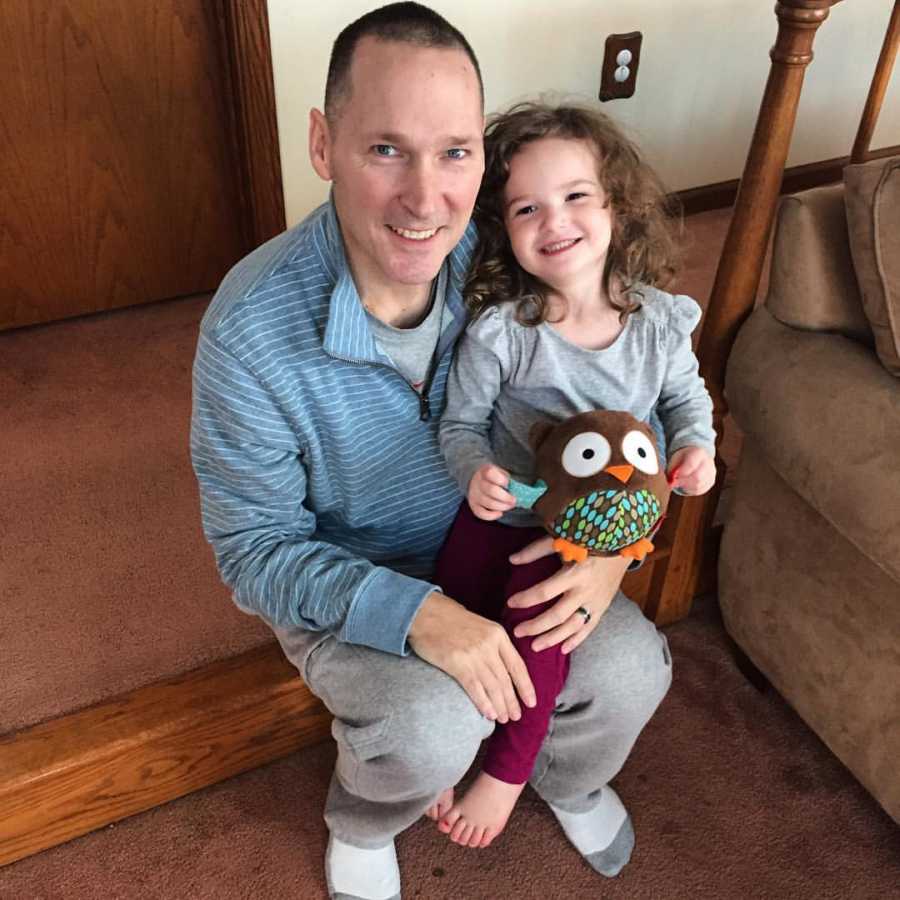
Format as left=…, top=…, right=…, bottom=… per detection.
left=508, top=410, right=672, bottom=565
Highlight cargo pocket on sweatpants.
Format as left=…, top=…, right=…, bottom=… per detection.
left=332, top=716, right=392, bottom=759
left=332, top=715, right=394, bottom=798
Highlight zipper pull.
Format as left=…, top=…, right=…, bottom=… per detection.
left=419, top=392, right=431, bottom=420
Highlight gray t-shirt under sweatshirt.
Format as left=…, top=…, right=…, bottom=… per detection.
left=439, top=286, right=716, bottom=527
left=366, top=263, right=449, bottom=392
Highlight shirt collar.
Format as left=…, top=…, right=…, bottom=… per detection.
left=321, top=196, right=471, bottom=364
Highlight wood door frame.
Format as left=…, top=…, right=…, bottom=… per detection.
left=219, top=0, right=286, bottom=250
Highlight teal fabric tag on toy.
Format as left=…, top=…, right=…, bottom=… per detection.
left=507, top=478, right=549, bottom=510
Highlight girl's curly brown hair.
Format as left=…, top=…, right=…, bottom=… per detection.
left=465, top=101, right=681, bottom=325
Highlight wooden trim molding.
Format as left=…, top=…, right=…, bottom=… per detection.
left=675, top=143, right=900, bottom=216
left=0, top=645, right=329, bottom=867
left=219, top=0, right=286, bottom=249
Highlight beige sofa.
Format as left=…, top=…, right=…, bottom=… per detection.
left=719, top=155, right=900, bottom=824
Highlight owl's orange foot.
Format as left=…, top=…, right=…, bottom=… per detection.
left=553, top=538, right=589, bottom=564
left=620, top=538, right=655, bottom=561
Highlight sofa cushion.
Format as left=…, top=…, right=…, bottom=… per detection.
left=844, top=155, right=900, bottom=376
left=725, top=306, right=900, bottom=584
left=767, top=184, right=872, bottom=345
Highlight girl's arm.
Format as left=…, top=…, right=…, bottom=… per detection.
left=439, top=309, right=511, bottom=495
left=655, top=295, right=717, bottom=494
left=655, top=295, right=716, bottom=458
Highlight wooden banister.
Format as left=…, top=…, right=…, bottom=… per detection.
left=851, top=0, right=900, bottom=164
left=646, top=1, right=841, bottom=623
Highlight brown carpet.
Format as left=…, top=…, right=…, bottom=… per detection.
left=1, top=595, right=897, bottom=899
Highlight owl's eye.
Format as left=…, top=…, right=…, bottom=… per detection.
left=621, top=430, right=660, bottom=475
left=561, top=432, right=611, bottom=478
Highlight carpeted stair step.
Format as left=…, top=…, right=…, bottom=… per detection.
left=0, top=294, right=273, bottom=737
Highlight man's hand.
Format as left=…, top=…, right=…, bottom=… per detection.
left=507, top=538, right=630, bottom=654
left=408, top=592, right=536, bottom=723
left=467, top=463, right=516, bottom=521
left=667, top=446, right=716, bottom=496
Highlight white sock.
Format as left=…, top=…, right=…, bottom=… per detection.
left=549, top=785, right=628, bottom=855
left=326, top=835, right=400, bottom=900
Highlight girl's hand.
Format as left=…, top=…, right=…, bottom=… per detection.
left=467, top=463, right=516, bottom=521
left=506, top=539, right=630, bottom=654
left=667, top=446, right=716, bottom=496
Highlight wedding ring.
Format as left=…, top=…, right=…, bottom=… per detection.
left=575, top=606, right=591, bottom=625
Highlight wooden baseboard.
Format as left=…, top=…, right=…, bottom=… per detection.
left=0, top=644, right=330, bottom=867
left=675, top=143, right=900, bottom=215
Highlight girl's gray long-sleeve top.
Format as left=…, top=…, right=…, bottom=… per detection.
left=439, top=286, right=716, bottom=527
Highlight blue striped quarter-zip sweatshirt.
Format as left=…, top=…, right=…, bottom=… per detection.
left=191, top=200, right=476, bottom=655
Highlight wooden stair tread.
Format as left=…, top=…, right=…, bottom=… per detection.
left=0, top=644, right=330, bottom=867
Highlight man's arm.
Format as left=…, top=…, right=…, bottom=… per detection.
left=191, top=329, right=434, bottom=655
left=193, top=327, right=535, bottom=720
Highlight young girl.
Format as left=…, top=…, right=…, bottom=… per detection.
left=431, top=102, right=717, bottom=850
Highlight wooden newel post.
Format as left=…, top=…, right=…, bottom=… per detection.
left=646, top=0, right=838, bottom=625
left=698, top=0, right=836, bottom=419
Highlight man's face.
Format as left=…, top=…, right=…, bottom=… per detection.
left=311, top=37, right=484, bottom=299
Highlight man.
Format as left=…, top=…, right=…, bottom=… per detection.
left=191, top=4, right=671, bottom=899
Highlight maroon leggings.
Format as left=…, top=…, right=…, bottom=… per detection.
left=434, top=502, right=567, bottom=785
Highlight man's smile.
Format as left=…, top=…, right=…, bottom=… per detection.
left=387, top=225, right=440, bottom=241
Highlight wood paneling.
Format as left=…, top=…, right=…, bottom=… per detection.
left=219, top=0, right=285, bottom=249
left=0, top=1, right=250, bottom=330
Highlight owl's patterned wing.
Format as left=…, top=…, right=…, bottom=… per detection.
left=552, top=488, right=662, bottom=555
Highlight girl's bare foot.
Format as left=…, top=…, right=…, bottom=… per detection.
left=425, top=787, right=454, bottom=821
left=437, top=772, right=525, bottom=848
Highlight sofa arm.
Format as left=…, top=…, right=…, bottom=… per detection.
left=725, top=307, right=900, bottom=584
left=766, top=184, right=873, bottom=345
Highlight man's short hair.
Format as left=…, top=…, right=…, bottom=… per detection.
left=324, top=2, right=483, bottom=122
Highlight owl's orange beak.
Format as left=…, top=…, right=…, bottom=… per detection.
left=605, top=464, right=634, bottom=484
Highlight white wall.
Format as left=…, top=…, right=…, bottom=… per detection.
left=267, top=0, right=900, bottom=227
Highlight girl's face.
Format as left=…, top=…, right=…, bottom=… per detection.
left=502, top=136, right=613, bottom=296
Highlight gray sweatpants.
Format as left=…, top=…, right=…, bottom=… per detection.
left=273, top=592, right=672, bottom=849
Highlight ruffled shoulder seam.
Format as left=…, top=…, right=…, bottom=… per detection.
left=631, top=286, right=702, bottom=336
